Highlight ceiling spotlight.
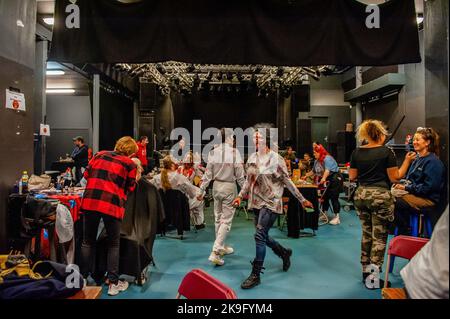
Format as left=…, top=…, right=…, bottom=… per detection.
left=276, top=67, right=285, bottom=77
left=172, top=78, right=180, bottom=86
left=187, top=64, right=196, bottom=73
left=43, top=17, right=54, bottom=25
left=156, top=63, right=166, bottom=75
left=193, top=74, right=201, bottom=86
left=254, top=65, right=263, bottom=73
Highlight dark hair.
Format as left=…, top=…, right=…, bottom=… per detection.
left=416, top=127, right=440, bottom=156
left=253, top=124, right=274, bottom=149
left=219, top=128, right=233, bottom=144
left=139, top=136, right=149, bottom=142
left=77, top=137, right=84, bottom=143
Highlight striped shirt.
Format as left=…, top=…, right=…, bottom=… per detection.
left=81, top=151, right=137, bottom=220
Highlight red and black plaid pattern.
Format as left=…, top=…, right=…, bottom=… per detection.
left=81, top=151, right=137, bottom=220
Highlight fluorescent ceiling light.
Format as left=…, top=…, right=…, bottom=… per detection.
left=416, top=16, right=424, bottom=25
left=43, top=17, right=54, bottom=25
left=46, top=89, right=75, bottom=94
left=46, top=70, right=65, bottom=76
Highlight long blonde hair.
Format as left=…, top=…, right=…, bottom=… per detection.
left=161, top=156, right=176, bottom=191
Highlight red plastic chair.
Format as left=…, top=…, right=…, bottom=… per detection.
left=176, top=269, right=237, bottom=299
left=384, top=235, right=429, bottom=287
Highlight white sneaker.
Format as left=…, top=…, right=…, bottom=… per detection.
left=208, top=253, right=225, bottom=266
left=329, top=215, right=341, bottom=225
left=219, top=246, right=234, bottom=256
left=108, top=280, right=129, bottom=296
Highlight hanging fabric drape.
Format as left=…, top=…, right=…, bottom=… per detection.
left=49, top=0, right=421, bottom=66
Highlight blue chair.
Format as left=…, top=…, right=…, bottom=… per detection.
left=390, top=211, right=433, bottom=273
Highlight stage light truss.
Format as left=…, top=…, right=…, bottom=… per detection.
left=114, top=62, right=348, bottom=95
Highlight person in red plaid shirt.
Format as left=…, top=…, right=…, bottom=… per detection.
left=79, top=136, right=139, bottom=296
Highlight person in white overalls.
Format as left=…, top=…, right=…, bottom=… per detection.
left=199, top=128, right=246, bottom=266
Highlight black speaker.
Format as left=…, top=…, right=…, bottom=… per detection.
left=336, top=131, right=356, bottom=164
left=292, top=85, right=310, bottom=114
left=297, top=119, right=312, bottom=157
left=140, top=83, right=158, bottom=110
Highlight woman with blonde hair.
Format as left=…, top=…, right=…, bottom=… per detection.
left=349, top=120, right=412, bottom=289
left=80, top=136, right=139, bottom=296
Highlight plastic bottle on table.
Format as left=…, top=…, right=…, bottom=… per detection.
left=20, top=171, right=29, bottom=194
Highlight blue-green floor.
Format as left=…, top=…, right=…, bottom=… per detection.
left=101, top=205, right=407, bottom=299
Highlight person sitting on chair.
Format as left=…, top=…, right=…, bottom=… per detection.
left=150, top=156, right=203, bottom=212
left=393, top=127, right=445, bottom=235
left=178, top=151, right=206, bottom=230
left=299, top=153, right=314, bottom=180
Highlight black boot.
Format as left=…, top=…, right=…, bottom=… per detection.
left=272, top=243, right=292, bottom=271
left=241, top=260, right=265, bottom=289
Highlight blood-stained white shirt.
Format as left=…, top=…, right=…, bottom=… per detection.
left=200, top=143, right=246, bottom=193
left=239, top=150, right=307, bottom=215
left=150, top=171, right=201, bottom=199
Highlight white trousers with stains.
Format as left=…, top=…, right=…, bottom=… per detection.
left=212, top=181, right=237, bottom=253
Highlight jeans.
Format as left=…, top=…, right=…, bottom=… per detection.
left=253, top=208, right=279, bottom=262
left=80, top=212, right=121, bottom=284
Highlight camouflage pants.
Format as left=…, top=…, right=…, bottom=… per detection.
left=353, top=186, right=394, bottom=269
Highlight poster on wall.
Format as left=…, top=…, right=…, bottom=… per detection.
left=40, top=124, right=51, bottom=136
left=5, top=89, right=26, bottom=112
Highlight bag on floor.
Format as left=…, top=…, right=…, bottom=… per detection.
left=0, top=253, right=53, bottom=283
left=0, top=259, right=83, bottom=299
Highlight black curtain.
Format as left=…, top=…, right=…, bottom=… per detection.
left=89, top=86, right=134, bottom=151
left=49, top=0, right=421, bottom=66
left=172, top=91, right=278, bottom=133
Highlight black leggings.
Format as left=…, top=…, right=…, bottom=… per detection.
left=322, top=173, right=343, bottom=215
left=79, top=212, right=121, bottom=284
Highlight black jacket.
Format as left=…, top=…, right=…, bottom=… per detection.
left=122, top=177, right=165, bottom=259
left=93, top=177, right=165, bottom=280
left=72, top=145, right=89, bottom=168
